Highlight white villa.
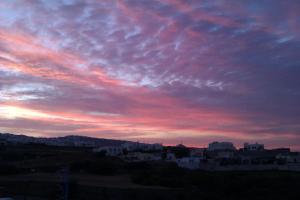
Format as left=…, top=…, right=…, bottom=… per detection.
left=93, top=142, right=163, bottom=157
left=122, top=152, right=162, bottom=162
left=208, top=141, right=236, bottom=151
left=244, top=143, right=264, bottom=151
left=276, top=153, right=300, bottom=164
left=93, top=146, right=123, bottom=156
left=121, top=142, right=163, bottom=152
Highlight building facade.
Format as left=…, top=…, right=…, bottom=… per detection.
left=208, top=142, right=236, bottom=151
left=244, top=143, right=264, bottom=151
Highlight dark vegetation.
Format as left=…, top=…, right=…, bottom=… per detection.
left=132, top=166, right=300, bottom=199
left=0, top=144, right=300, bottom=199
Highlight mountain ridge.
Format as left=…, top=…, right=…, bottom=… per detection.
left=0, top=132, right=129, bottom=147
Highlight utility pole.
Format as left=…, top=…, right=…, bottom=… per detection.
left=63, top=167, right=69, bottom=200
left=58, top=166, right=69, bottom=200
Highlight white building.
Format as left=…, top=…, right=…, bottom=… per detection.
left=165, top=153, right=176, bottom=161
left=93, top=146, right=123, bottom=156
left=176, top=157, right=201, bottom=170
left=121, top=142, right=163, bottom=152
left=147, top=143, right=163, bottom=151
left=93, top=142, right=163, bottom=157
left=208, top=142, right=236, bottom=151
left=244, top=143, right=264, bottom=151
left=123, top=152, right=162, bottom=162
left=121, top=142, right=139, bottom=151
left=217, top=151, right=234, bottom=158
left=190, top=148, right=206, bottom=157
left=276, top=153, right=300, bottom=164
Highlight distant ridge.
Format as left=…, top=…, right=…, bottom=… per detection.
left=0, top=132, right=128, bottom=147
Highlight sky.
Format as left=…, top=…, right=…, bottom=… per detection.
left=0, top=0, right=300, bottom=150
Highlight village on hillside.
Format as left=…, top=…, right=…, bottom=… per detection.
left=1, top=133, right=300, bottom=171
left=1, top=134, right=300, bottom=199
left=94, top=141, right=300, bottom=171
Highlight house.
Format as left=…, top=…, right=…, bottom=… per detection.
left=121, top=142, right=163, bottom=152
left=122, top=152, right=162, bottom=162
left=217, top=151, right=235, bottom=159
left=276, top=153, right=300, bottom=164
left=176, top=157, right=201, bottom=170
left=93, top=146, right=123, bottom=156
left=121, top=142, right=140, bottom=151
left=208, top=142, right=236, bottom=151
left=149, top=143, right=163, bottom=151
left=190, top=148, right=206, bottom=157
left=165, top=152, right=176, bottom=161
left=270, top=148, right=291, bottom=154
left=244, top=143, right=264, bottom=151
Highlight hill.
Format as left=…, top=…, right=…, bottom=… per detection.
left=0, top=132, right=127, bottom=147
